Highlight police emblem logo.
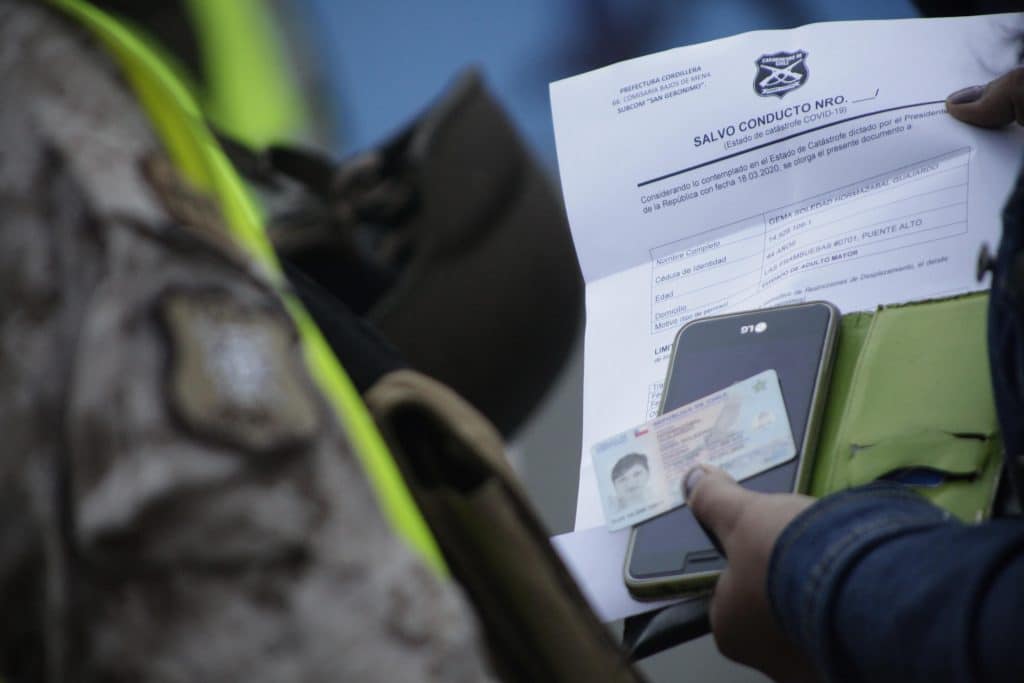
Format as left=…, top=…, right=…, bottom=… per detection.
left=754, top=50, right=808, bottom=98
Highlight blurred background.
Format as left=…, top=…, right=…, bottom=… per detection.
left=288, top=3, right=921, bottom=681
left=288, top=0, right=918, bottom=167
left=106, top=0, right=922, bottom=680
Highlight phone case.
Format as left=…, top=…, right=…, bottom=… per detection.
left=809, top=291, right=1002, bottom=522
left=622, top=291, right=1004, bottom=661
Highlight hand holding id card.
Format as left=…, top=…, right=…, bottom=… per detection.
left=592, top=370, right=795, bottom=531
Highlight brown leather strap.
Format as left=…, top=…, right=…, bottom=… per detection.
left=366, top=370, right=645, bottom=683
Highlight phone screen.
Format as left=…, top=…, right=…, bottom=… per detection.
left=628, top=303, right=834, bottom=581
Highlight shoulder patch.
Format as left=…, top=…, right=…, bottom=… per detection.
left=161, top=290, right=321, bottom=455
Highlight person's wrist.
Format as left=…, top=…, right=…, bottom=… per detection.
left=767, top=483, right=951, bottom=678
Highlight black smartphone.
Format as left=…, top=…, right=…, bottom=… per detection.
left=624, top=301, right=839, bottom=597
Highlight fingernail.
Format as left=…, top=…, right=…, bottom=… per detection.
left=684, top=466, right=705, bottom=498
left=947, top=85, right=984, bottom=105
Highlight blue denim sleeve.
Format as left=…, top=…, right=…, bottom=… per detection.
left=767, top=482, right=1024, bottom=682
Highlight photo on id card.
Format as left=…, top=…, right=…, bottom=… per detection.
left=592, top=428, right=667, bottom=528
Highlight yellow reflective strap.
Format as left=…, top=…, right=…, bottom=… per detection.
left=183, top=0, right=307, bottom=147
left=51, top=0, right=276, bottom=270
left=284, top=301, right=446, bottom=561
left=50, top=0, right=447, bottom=577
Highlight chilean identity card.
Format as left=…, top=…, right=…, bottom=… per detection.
left=591, top=369, right=795, bottom=530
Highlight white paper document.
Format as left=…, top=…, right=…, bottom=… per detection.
left=551, top=14, right=1024, bottom=532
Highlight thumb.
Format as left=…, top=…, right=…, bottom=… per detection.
left=946, top=67, right=1024, bottom=128
left=684, top=465, right=755, bottom=552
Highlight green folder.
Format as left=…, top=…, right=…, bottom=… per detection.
left=809, top=293, right=1002, bottom=523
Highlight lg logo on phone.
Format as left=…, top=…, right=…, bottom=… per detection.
left=740, top=321, right=768, bottom=334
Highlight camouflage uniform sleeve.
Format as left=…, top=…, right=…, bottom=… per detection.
left=0, top=2, right=493, bottom=681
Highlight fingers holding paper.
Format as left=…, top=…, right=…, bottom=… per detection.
left=946, top=66, right=1024, bottom=128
